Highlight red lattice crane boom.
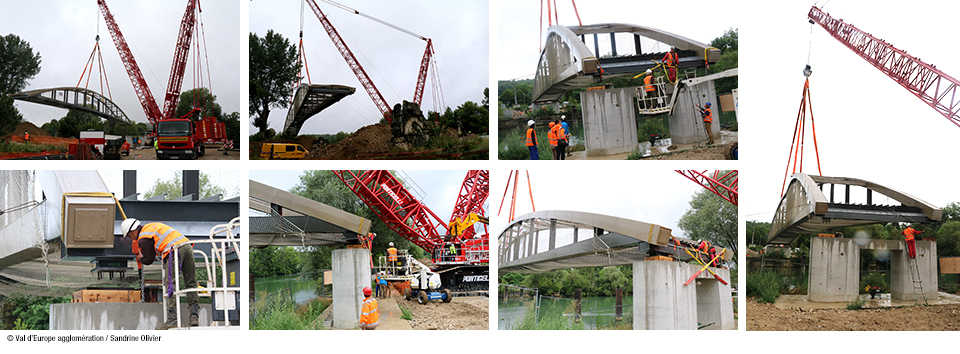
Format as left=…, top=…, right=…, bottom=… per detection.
left=808, top=6, right=960, bottom=129
left=332, top=170, right=489, bottom=265
left=97, top=0, right=163, bottom=126
left=305, top=0, right=392, bottom=121
left=676, top=170, right=738, bottom=206
left=98, top=0, right=200, bottom=128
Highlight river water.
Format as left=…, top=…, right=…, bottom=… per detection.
left=254, top=274, right=321, bottom=304
left=498, top=295, right=633, bottom=330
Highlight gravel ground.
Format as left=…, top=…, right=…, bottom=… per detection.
left=746, top=296, right=960, bottom=331
left=401, top=295, right=489, bottom=330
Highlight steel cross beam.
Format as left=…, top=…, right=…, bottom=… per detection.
left=676, top=170, right=738, bottom=206
left=809, top=6, right=960, bottom=129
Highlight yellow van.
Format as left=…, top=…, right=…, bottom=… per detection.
left=260, top=143, right=308, bottom=160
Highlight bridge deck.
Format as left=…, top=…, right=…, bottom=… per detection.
left=249, top=180, right=369, bottom=247
left=767, top=173, right=941, bottom=245
left=283, top=84, right=356, bottom=135
left=11, top=87, right=133, bottom=125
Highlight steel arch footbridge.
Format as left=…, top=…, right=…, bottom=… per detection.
left=767, top=173, right=942, bottom=245
left=11, top=87, right=133, bottom=125
left=533, top=23, right=720, bottom=103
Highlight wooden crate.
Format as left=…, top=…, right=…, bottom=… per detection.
left=817, top=233, right=836, bottom=238
left=72, top=289, right=140, bottom=303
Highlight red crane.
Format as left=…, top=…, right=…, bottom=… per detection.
left=808, top=6, right=960, bottom=129
left=305, top=0, right=439, bottom=122
left=332, top=170, right=489, bottom=270
left=98, top=0, right=199, bottom=129
left=676, top=170, right=738, bottom=206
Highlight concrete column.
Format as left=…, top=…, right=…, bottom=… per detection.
left=633, top=261, right=697, bottom=330
left=695, top=267, right=734, bottom=330
left=332, top=248, right=371, bottom=329
left=890, top=240, right=938, bottom=301
left=809, top=237, right=859, bottom=302
left=669, top=81, right=719, bottom=144
left=580, top=87, right=639, bottom=156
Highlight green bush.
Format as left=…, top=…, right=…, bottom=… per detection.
left=860, top=272, right=888, bottom=294
left=746, top=270, right=785, bottom=304
left=637, top=117, right=668, bottom=142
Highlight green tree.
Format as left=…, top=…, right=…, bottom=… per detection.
left=249, top=30, right=299, bottom=136
left=561, top=269, right=590, bottom=297
left=710, top=28, right=738, bottom=52
left=0, top=34, right=42, bottom=137
left=222, top=111, right=241, bottom=142
left=57, top=109, right=103, bottom=139
left=677, top=186, right=738, bottom=264
left=597, top=266, right=631, bottom=296
left=142, top=171, right=234, bottom=200
left=175, top=87, right=223, bottom=121
left=40, top=118, right=59, bottom=136
left=454, top=100, right=487, bottom=135
left=500, top=272, right=525, bottom=285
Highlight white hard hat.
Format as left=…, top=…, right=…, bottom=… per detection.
left=561, top=115, right=566, bottom=120
left=527, top=120, right=535, bottom=126
left=389, top=242, right=394, bottom=247
left=646, top=69, right=652, bottom=74
left=120, top=218, right=141, bottom=237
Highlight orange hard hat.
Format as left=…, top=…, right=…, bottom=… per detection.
left=363, top=287, right=372, bottom=296
left=549, top=122, right=555, bottom=127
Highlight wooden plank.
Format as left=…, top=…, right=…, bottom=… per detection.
left=72, top=289, right=141, bottom=303
left=941, top=257, right=960, bottom=275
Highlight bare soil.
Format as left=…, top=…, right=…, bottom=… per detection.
left=307, top=123, right=394, bottom=159
left=643, top=142, right=733, bottom=160
left=746, top=297, right=960, bottom=331
left=401, top=295, right=488, bottom=330
left=123, top=146, right=239, bottom=160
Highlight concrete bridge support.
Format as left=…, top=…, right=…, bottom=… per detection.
left=695, top=267, right=734, bottom=330
left=49, top=303, right=213, bottom=330
left=809, top=237, right=860, bottom=302
left=332, top=248, right=371, bottom=329
left=580, top=87, right=639, bottom=157
left=633, top=261, right=733, bottom=330
left=669, top=80, right=719, bottom=144
left=890, top=240, right=938, bottom=301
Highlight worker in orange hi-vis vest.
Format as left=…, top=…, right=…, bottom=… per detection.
left=698, top=102, right=715, bottom=145
left=643, top=69, right=657, bottom=108
left=387, top=242, right=398, bottom=272
left=902, top=226, right=923, bottom=258
left=121, top=218, right=199, bottom=329
left=662, top=47, right=679, bottom=82
left=525, top=120, right=539, bottom=160
left=547, top=122, right=558, bottom=160
left=359, top=287, right=380, bottom=330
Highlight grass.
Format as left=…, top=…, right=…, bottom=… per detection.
left=250, top=292, right=329, bottom=330
left=0, top=141, right=65, bottom=153
left=397, top=302, right=413, bottom=320
left=846, top=297, right=866, bottom=310
left=511, top=306, right=585, bottom=330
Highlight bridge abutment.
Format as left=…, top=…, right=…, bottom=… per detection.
left=669, top=80, right=719, bottom=144
left=580, top=87, right=639, bottom=157
left=332, top=248, right=371, bottom=329
left=809, top=237, right=860, bottom=302
left=633, top=261, right=733, bottom=330
left=890, top=240, right=938, bottom=301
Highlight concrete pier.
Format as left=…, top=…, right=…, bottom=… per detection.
left=669, top=80, right=718, bottom=144
left=632, top=261, right=733, bottom=330
left=695, top=267, right=734, bottom=330
left=890, top=240, right=938, bottom=301
left=809, top=237, right=860, bottom=302
left=49, top=303, right=213, bottom=330
left=332, top=248, right=371, bottom=329
left=580, top=87, right=638, bottom=157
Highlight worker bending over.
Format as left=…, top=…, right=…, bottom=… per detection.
left=121, top=218, right=199, bottom=329
left=360, top=287, right=379, bottom=330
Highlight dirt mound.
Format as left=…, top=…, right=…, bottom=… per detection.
left=402, top=296, right=488, bottom=330
left=13, top=122, right=50, bottom=137
left=306, top=123, right=394, bottom=159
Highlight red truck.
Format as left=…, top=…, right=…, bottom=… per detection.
left=155, top=109, right=226, bottom=160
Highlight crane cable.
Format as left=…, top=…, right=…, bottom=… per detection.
left=77, top=11, right=113, bottom=100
